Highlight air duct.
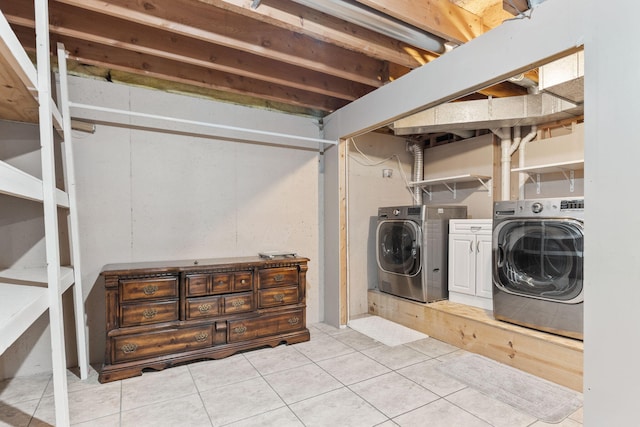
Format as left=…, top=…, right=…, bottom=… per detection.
left=408, top=142, right=425, bottom=205
left=288, top=0, right=446, bottom=53
left=392, top=92, right=580, bottom=136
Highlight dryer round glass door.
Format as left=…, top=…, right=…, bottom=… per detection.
left=493, top=218, right=583, bottom=303
left=376, top=220, right=421, bottom=276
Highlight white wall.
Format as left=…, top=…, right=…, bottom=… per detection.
left=583, top=1, right=640, bottom=424
left=422, top=134, right=494, bottom=218
left=346, top=133, right=414, bottom=317
left=0, top=76, right=323, bottom=377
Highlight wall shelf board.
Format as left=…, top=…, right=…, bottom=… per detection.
left=0, top=161, right=70, bottom=207
left=0, top=282, right=49, bottom=354
left=511, top=159, right=584, bottom=174
left=513, top=159, right=583, bottom=194
left=410, top=174, right=491, bottom=200
left=410, top=174, right=491, bottom=187
left=0, top=266, right=75, bottom=291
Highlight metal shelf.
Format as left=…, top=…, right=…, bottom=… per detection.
left=512, top=159, right=584, bottom=193
left=410, top=174, right=492, bottom=200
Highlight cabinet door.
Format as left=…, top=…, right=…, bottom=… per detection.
left=476, top=234, right=494, bottom=299
left=448, top=233, right=476, bottom=295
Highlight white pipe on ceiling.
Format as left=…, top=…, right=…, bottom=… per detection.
left=68, top=102, right=336, bottom=150
left=288, top=0, right=446, bottom=53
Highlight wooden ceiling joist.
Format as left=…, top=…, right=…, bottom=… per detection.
left=54, top=0, right=398, bottom=87
left=196, top=0, right=436, bottom=67
left=4, top=4, right=374, bottom=102
left=14, top=26, right=348, bottom=113
left=355, top=0, right=485, bottom=44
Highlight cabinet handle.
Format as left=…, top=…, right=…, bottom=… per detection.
left=477, top=241, right=481, bottom=253
left=469, top=241, right=474, bottom=253
left=198, top=304, right=212, bottom=313
left=470, top=226, right=482, bottom=232
left=240, top=279, right=247, bottom=285
left=233, top=326, right=247, bottom=335
left=143, top=284, right=158, bottom=295
left=121, top=343, right=138, bottom=354
left=217, top=280, right=225, bottom=286
left=231, top=299, right=245, bottom=308
left=273, top=293, right=285, bottom=302
left=288, top=316, right=300, bottom=325
left=142, top=308, right=157, bottom=319
left=194, top=332, right=209, bottom=342
left=273, top=274, right=284, bottom=282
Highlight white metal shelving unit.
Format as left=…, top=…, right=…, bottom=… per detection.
left=409, top=173, right=492, bottom=200
left=512, top=159, right=584, bottom=194
left=0, top=3, right=88, bottom=426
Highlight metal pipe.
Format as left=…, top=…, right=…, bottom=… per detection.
left=289, top=0, right=446, bottom=53
left=409, top=142, right=425, bottom=205
left=518, top=125, right=538, bottom=199
left=68, top=102, right=336, bottom=147
left=492, top=127, right=512, bottom=201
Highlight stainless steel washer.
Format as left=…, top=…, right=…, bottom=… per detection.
left=377, top=205, right=466, bottom=302
left=492, top=198, right=584, bottom=339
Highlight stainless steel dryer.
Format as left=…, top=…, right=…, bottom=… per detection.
left=377, top=205, right=467, bottom=302
left=492, top=198, right=584, bottom=339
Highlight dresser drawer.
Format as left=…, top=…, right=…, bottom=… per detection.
left=259, top=267, right=298, bottom=289
left=120, top=277, right=178, bottom=302
left=223, top=292, right=254, bottom=314
left=112, top=325, right=213, bottom=363
left=228, top=310, right=304, bottom=343
left=185, top=272, right=254, bottom=296
left=121, top=301, right=179, bottom=327
left=258, top=286, right=299, bottom=308
left=186, top=296, right=222, bottom=320
left=185, top=274, right=209, bottom=297
left=234, top=272, right=253, bottom=292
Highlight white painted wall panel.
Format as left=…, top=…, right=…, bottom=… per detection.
left=346, top=133, right=414, bottom=317
left=0, top=76, right=321, bottom=377
left=584, top=0, right=640, bottom=424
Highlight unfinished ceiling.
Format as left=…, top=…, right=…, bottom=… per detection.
left=0, top=0, right=539, bottom=118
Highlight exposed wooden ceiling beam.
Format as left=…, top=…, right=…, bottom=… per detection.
left=4, top=2, right=373, bottom=102
left=196, top=0, right=437, bottom=67
left=53, top=0, right=398, bottom=87
left=354, top=0, right=485, bottom=44
left=14, top=25, right=348, bottom=113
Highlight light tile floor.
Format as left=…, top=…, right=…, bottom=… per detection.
left=0, top=323, right=584, bottom=426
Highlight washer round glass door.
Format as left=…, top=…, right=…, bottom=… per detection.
left=493, top=219, right=583, bottom=303
left=376, top=220, right=421, bottom=276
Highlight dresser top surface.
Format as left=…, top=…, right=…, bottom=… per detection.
left=101, top=256, right=309, bottom=276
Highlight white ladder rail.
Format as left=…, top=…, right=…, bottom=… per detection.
left=35, top=0, right=70, bottom=425
left=57, top=42, right=90, bottom=380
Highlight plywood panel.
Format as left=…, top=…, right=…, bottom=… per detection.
left=368, top=290, right=583, bottom=391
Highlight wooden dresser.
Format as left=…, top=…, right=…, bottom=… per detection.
left=98, top=256, right=309, bottom=383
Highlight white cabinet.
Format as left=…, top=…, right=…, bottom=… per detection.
left=448, top=219, right=493, bottom=310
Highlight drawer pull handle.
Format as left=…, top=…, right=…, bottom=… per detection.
left=194, top=332, right=209, bottom=342
left=142, top=308, right=157, bottom=319
left=121, top=343, right=138, bottom=354
left=288, top=316, right=300, bottom=325
left=143, top=284, right=158, bottom=295
left=273, top=274, right=285, bottom=282
left=233, top=326, right=247, bottom=335
left=240, top=279, right=247, bottom=284
left=231, top=299, right=245, bottom=308
left=217, top=280, right=225, bottom=285
left=198, top=304, right=212, bottom=313
left=273, top=293, right=285, bottom=302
